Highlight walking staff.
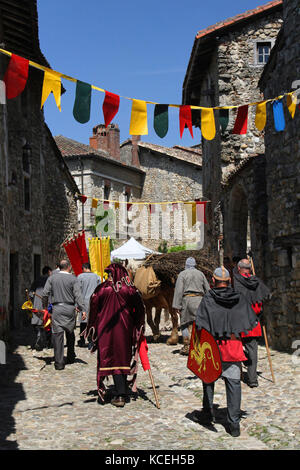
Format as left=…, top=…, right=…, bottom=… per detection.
left=247, top=254, right=275, bottom=384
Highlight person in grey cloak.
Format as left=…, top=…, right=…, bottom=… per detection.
left=77, top=262, right=101, bottom=347
left=172, top=257, right=210, bottom=355
left=42, top=259, right=86, bottom=370
left=29, top=266, right=52, bottom=351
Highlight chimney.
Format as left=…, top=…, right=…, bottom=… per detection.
left=131, top=135, right=140, bottom=168
left=89, top=123, right=120, bottom=160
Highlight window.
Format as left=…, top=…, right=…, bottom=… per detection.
left=104, top=185, right=110, bottom=200
left=24, top=177, right=30, bottom=211
left=255, top=41, right=272, bottom=65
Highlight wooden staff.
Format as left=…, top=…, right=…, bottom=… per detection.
left=248, top=255, right=275, bottom=383
left=148, top=368, right=160, bottom=409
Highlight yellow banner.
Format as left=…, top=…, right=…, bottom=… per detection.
left=88, top=237, right=110, bottom=279
left=201, top=108, right=216, bottom=141
left=129, top=99, right=148, bottom=135
left=91, top=198, right=98, bottom=208
left=41, top=70, right=62, bottom=111
left=287, top=93, right=297, bottom=119
left=255, top=101, right=267, bottom=131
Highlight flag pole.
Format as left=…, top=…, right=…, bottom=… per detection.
left=148, top=368, right=160, bottom=409
left=248, top=254, right=275, bottom=383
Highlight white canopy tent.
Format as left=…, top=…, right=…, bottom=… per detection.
left=111, top=237, right=157, bottom=260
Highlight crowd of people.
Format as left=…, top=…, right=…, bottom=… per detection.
left=28, top=253, right=270, bottom=438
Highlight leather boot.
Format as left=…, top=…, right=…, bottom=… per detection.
left=179, top=336, right=190, bottom=355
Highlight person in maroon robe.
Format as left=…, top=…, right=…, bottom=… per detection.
left=85, top=263, right=145, bottom=407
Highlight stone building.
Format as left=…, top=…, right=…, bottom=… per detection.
left=182, top=0, right=283, bottom=262
left=55, top=124, right=145, bottom=243
left=56, top=124, right=204, bottom=252
left=0, top=1, right=79, bottom=339
left=257, top=0, right=300, bottom=350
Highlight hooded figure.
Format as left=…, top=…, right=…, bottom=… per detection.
left=85, top=263, right=145, bottom=407
left=233, top=259, right=271, bottom=388
left=172, top=257, right=210, bottom=355
left=195, top=266, right=257, bottom=437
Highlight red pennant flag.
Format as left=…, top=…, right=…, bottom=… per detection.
left=172, top=203, right=178, bottom=211
left=63, top=240, right=83, bottom=276
left=103, top=91, right=120, bottom=127
left=4, top=54, right=29, bottom=99
left=232, top=105, right=248, bottom=135
left=127, top=203, right=132, bottom=211
left=103, top=200, right=110, bottom=210
left=139, top=333, right=150, bottom=371
left=179, top=105, right=193, bottom=138
left=74, top=231, right=89, bottom=264
left=195, top=201, right=207, bottom=224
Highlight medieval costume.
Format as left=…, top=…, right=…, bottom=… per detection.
left=233, top=269, right=270, bottom=387
left=77, top=270, right=101, bottom=347
left=196, top=267, right=257, bottom=437
left=42, top=268, right=85, bottom=370
left=85, top=263, right=145, bottom=407
left=172, top=257, right=210, bottom=355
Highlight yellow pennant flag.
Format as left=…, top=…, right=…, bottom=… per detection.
left=129, top=99, right=148, bottom=135
left=287, top=93, right=297, bottom=119
left=91, top=198, right=98, bottom=209
left=255, top=101, right=267, bottom=131
left=201, top=108, right=216, bottom=141
left=41, top=70, right=62, bottom=111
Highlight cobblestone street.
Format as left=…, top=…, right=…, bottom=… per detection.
left=0, top=321, right=299, bottom=451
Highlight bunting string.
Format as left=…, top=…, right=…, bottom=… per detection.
left=0, top=47, right=298, bottom=140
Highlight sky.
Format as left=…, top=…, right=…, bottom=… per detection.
left=37, top=0, right=271, bottom=149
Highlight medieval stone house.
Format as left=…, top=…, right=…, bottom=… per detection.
left=182, top=0, right=283, bottom=268
left=0, top=1, right=79, bottom=339
left=56, top=123, right=203, bottom=252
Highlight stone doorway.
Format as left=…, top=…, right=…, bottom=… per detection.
left=225, top=184, right=251, bottom=259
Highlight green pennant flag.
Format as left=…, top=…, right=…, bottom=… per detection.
left=219, top=108, right=229, bottom=133
left=73, top=80, right=92, bottom=124
left=154, top=104, right=169, bottom=138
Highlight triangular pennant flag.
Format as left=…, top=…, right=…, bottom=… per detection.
left=73, top=80, right=92, bottom=124
left=273, top=99, right=285, bottom=132
left=127, top=203, right=132, bottom=211
left=41, top=70, right=62, bottom=111
left=196, top=201, right=207, bottom=224
left=154, top=104, right=169, bottom=138
left=232, top=105, right=248, bottom=134
left=129, top=99, right=148, bottom=135
left=103, top=200, right=110, bottom=210
left=201, top=108, right=216, bottom=141
left=4, top=54, right=29, bottom=99
left=219, top=109, right=229, bottom=133
left=91, top=198, right=98, bottom=209
left=255, top=101, right=267, bottom=131
left=79, top=194, right=87, bottom=204
left=150, top=204, right=155, bottom=214
left=179, top=105, right=193, bottom=138
left=114, top=201, right=120, bottom=209
left=103, top=91, right=120, bottom=127
left=287, top=93, right=297, bottom=119
left=0, top=81, right=6, bottom=104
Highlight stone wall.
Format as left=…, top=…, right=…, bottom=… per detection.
left=120, top=142, right=204, bottom=251
left=199, top=11, right=282, bottom=257
left=0, top=62, right=78, bottom=339
left=259, top=0, right=300, bottom=350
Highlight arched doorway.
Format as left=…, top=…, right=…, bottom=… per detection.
left=226, top=184, right=251, bottom=258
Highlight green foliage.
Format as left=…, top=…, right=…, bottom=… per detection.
left=167, top=244, right=187, bottom=253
